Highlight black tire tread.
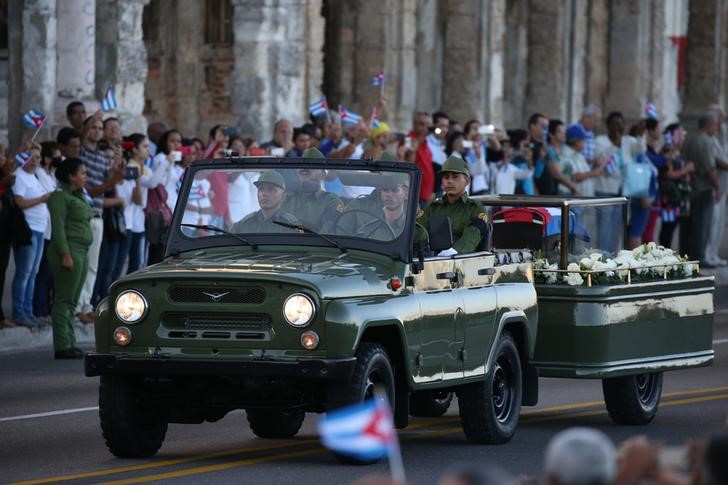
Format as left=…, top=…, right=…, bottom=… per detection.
left=602, top=373, right=663, bottom=425
left=246, top=408, right=305, bottom=439
left=99, top=375, right=167, bottom=458
left=409, top=390, right=453, bottom=417
left=457, top=332, right=522, bottom=444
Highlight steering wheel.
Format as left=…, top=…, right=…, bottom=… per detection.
left=333, top=209, right=396, bottom=239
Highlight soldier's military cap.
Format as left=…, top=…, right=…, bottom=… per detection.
left=302, top=147, right=325, bottom=159
left=381, top=172, right=409, bottom=189
left=441, top=156, right=470, bottom=177
left=254, top=170, right=286, bottom=190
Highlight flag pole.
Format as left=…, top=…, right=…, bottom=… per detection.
left=29, top=122, right=45, bottom=143
left=374, top=388, right=406, bottom=485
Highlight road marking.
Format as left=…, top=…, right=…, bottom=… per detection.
left=92, top=391, right=728, bottom=485
left=0, top=406, right=99, bottom=423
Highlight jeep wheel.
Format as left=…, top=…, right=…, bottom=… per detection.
left=246, top=408, right=305, bottom=439
left=457, top=332, right=522, bottom=444
left=602, top=372, right=663, bottom=425
left=409, top=390, right=453, bottom=417
left=331, top=342, right=395, bottom=465
left=99, top=375, right=167, bottom=458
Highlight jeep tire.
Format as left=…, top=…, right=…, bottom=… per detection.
left=330, top=342, right=395, bottom=465
left=246, top=408, right=305, bottom=439
left=99, top=375, right=168, bottom=458
left=457, top=332, right=522, bottom=444
left=602, top=372, right=663, bottom=425
left=409, top=390, right=453, bottom=417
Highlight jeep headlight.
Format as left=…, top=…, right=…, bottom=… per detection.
left=283, top=294, right=315, bottom=327
left=115, top=290, right=148, bottom=323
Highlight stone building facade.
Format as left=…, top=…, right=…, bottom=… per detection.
left=1, top=0, right=726, bottom=148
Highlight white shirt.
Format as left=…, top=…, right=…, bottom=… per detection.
left=12, top=169, right=50, bottom=234
left=118, top=160, right=169, bottom=233
left=34, top=167, right=57, bottom=239
left=593, top=135, right=624, bottom=195
left=492, top=162, right=532, bottom=195
left=228, top=172, right=260, bottom=223
left=427, top=134, right=447, bottom=166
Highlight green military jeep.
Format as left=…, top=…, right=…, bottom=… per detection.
left=85, top=156, right=539, bottom=459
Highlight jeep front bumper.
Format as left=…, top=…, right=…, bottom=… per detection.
left=84, top=352, right=356, bottom=380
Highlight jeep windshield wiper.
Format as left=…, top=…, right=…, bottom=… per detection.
left=180, top=224, right=257, bottom=250
left=271, top=220, right=346, bottom=253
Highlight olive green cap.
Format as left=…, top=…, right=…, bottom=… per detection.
left=379, top=151, right=397, bottom=162
left=302, top=147, right=325, bottom=159
left=381, top=172, right=409, bottom=188
left=254, top=170, right=286, bottom=190
left=441, top=155, right=470, bottom=176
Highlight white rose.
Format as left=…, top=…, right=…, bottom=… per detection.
left=565, top=272, right=584, bottom=286
left=579, top=258, right=593, bottom=269
left=589, top=253, right=603, bottom=262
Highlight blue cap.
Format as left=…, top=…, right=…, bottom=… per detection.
left=566, top=124, right=587, bottom=143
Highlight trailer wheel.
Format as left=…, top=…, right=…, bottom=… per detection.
left=410, top=390, right=453, bottom=417
left=602, top=372, right=663, bottom=425
left=246, top=408, right=305, bottom=438
left=457, top=332, right=522, bottom=444
left=99, top=375, right=167, bottom=458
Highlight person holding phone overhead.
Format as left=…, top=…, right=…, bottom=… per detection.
left=48, top=158, right=92, bottom=359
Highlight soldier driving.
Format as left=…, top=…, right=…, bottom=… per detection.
left=355, top=173, right=409, bottom=240
left=417, top=156, right=488, bottom=255
left=282, top=148, right=343, bottom=231
left=231, top=170, right=301, bottom=233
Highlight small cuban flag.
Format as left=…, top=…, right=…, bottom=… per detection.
left=101, top=85, right=118, bottom=112
left=308, top=96, right=328, bottom=118
left=370, top=106, right=381, bottom=129
left=371, top=70, right=385, bottom=87
left=338, top=104, right=362, bottom=125
left=82, top=187, right=94, bottom=206
left=22, top=108, right=47, bottom=130
left=15, top=152, right=31, bottom=166
left=643, top=100, right=657, bottom=120
left=319, top=397, right=398, bottom=462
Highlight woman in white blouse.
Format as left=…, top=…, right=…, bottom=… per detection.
left=116, top=134, right=169, bottom=274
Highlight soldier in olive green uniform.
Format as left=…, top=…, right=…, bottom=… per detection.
left=355, top=172, right=409, bottom=240
left=231, top=171, right=301, bottom=233
left=417, top=156, right=488, bottom=255
left=47, top=158, right=93, bottom=359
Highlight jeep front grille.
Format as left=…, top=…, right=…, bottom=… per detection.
left=162, top=313, right=271, bottom=330
left=168, top=286, right=266, bottom=304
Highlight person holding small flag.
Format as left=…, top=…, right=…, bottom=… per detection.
left=11, top=143, right=51, bottom=328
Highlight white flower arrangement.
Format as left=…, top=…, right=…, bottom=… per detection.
left=533, top=244, right=698, bottom=286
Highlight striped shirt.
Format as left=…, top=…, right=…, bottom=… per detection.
left=79, top=145, right=110, bottom=216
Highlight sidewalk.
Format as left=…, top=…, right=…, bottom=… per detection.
left=0, top=321, right=95, bottom=353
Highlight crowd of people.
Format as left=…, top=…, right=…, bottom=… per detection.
left=351, top=426, right=727, bottom=485
left=0, top=99, right=727, bottom=358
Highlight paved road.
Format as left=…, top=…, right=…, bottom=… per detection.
left=1, top=303, right=727, bottom=485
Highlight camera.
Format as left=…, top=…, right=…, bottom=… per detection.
left=172, top=151, right=182, bottom=162
left=478, top=124, right=495, bottom=136
left=462, top=140, right=474, bottom=149
left=404, top=137, right=413, bottom=150
left=124, top=166, right=139, bottom=180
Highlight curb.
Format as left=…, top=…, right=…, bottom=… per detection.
left=0, top=322, right=95, bottom=353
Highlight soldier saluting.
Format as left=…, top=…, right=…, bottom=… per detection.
left=417, top=156, right=488, bottom=255
left=231, top=170, right=301, bottom=233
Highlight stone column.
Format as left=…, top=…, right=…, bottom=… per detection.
left=484, top=0, right=506, bottom=128
left=96, top=0, right=150, bottom=134
left=414, top=0, right=442, bottom=115
left=441, top=0, right=484, bottom=123
left=8, top=0, right=57, bottom=149
left=304, top=0, right=325, bottom=106
left=231, top=0, right=321, bottom=141
left=56, top=0, right=95, bottom=122
left=502, top=0, right=528, bottom=128
left=584, top=0, right=609, bottom=115
left=605, top=0, right=656, bottom=125
left=524, top=0, right=567, bottom=122
left=682, top=0, right=728, bottom=129
left=383, top=0, right=418, bottom=130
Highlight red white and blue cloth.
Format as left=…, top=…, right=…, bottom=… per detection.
left=101, top=85, right=118, bottom=111
left=22, top=109, right=46, bottom=130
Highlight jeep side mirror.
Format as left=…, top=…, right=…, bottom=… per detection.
left=428, top=216, right=453, bottom=252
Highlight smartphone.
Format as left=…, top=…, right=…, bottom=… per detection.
left=478, top=124, right=495, bottom=136
left=179, top=145, right=193, bottom=156
left=462, top=140, right=474, bottom=149
left=124, top=166, right=139, bottom=180
left=172, top=150, right=182, bottom=162
left=404, top=137, right=413, bottom=150
left=270, top=147, right=285, bottom=157
left=249, top=147, right=267, bottom=156
left=223, top=127, right=238, bottom=137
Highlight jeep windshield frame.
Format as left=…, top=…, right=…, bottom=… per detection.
left=164, top=156, right=422, bottom=263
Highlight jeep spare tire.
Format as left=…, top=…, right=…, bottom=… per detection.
left=457, top=331, right=522, bottom=444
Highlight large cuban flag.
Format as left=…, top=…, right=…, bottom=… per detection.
left=318, top=397, right=397, bottom=461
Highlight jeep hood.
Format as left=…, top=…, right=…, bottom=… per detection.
left=124, top=250, right=404, bottom=299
